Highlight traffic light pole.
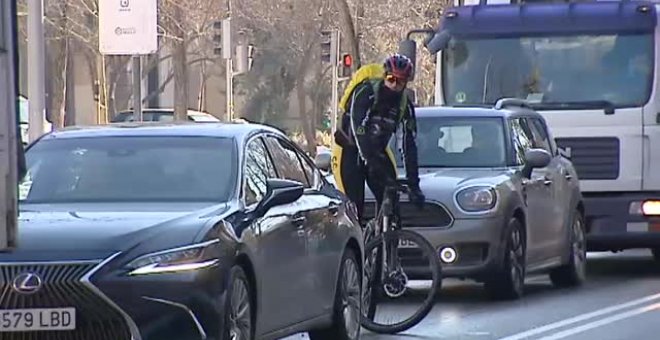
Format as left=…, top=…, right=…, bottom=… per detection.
left=132, top=55, right=142, bottom=121
left=214, top=17, right=254, bottom=122
left=321, top=29, right=352, bottom=136
left=330, top=60, right=339, bottom=135
left=330, top=30, right=341, bottom=135
left=226, top=58, right=233, bottom=121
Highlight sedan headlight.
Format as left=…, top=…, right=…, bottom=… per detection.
left=126, top=239, right=220, bottom=276
left=455, top=186, right=497, bottom=212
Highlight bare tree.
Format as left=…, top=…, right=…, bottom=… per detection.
left=234, top=0, right=337, bottom=153
left=18, top=0, right=451, bottom=135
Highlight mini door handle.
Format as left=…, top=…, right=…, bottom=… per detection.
left=329, top=204, right=340, bottom=216
left=292, top=215, right=306, bottom=225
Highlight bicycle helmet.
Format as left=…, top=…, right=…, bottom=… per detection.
left=383, top=54, right=414, bottom=80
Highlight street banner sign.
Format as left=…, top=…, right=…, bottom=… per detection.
left=99, top=0, right=158, bottom=55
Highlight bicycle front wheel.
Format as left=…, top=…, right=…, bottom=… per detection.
left=361, top=229, right=442, bottom=334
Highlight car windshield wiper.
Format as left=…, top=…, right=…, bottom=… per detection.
left=529, top=100, right=615, bottom=115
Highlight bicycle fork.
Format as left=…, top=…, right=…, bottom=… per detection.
left=379, top=197, right=408, bottom=298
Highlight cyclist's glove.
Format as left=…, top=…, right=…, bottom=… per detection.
left=408, top=185, right=426, bottom=209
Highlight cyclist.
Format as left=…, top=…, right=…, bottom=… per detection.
left=331, top=54, right=425, bottom=222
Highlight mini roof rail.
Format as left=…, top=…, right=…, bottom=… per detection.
left=494, top=98, right=531, bottom=110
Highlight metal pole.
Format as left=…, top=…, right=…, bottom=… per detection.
left=132, top=55, right=142, bottom=121
left=225, top=0, right=233, bottom=121
left=330, top=62, right=338, bottom=135
left=226, top=58, right=233, bottom=121
left=330, top=30, right=340, bottom=135
left=27, top=0, right=46, bottom=142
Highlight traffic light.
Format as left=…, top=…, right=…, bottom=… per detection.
left=320, top=30, right=339, bottom=64
left=212, top=19, right=232, bottom=59
left=212, top=21, right=222, bottom=56
left=235, top=43, right=255, bottom=74
left=339, top=53, right=353, bottom=77
left=247, top=45, right=255, bottom=70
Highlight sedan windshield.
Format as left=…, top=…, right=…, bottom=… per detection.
left=393, top=116, right=507, bottom=168
left=20, top=136, right=237, bottom=203
left=442, top=33, right=653, bottom=109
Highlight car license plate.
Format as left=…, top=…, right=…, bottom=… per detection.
left=398, top=239, right=418, bottom=249
left=0, top=308, right=75, bottom=332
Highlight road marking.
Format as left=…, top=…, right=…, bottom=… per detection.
left=497, top=292, right=660, bottom=340
left=536, top=302, right=660, bottom=340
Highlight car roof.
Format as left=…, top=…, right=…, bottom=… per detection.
left=415, top=104, right=543, bottom=120
left=37, top=121, right=286, bottom=144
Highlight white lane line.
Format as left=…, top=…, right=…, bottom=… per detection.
left=537, top=302, right=660, bottom=340
left=497, top=292, right=660, bottom=340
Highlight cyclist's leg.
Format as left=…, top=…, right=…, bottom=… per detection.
left=365, top=146, right=398, bottom=212
left=332, top=142, right=367, bottom=220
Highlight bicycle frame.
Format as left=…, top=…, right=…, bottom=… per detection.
left=370, top=183, right=407, bottom=295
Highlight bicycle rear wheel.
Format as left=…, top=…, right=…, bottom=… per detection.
left=361, top=229, right=442, bottom=334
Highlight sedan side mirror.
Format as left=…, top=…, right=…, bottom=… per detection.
left=314, top=152, right=331, bottom=173
left=255, top=179, right=304, bottom=216
left=521, top=148, right=551, bottom=178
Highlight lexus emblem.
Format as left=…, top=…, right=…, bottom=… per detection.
left=12, top=273, right=43, bottom=295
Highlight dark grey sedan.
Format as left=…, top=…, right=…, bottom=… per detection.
left=11, top=122, right=363, bottom=340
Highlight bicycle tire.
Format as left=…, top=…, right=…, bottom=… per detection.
left=360, top=229, right=442, bottom=334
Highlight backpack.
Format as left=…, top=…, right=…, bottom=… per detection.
left=338, top=63, right=408, bottom=120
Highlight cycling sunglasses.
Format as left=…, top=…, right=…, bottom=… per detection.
left=385, top=74, right=408, bottom=85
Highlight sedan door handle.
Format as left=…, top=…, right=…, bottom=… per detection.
left=543, top=180, right=553, bottom=186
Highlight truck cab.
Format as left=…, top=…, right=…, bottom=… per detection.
left=400, top=0, right=660, bottom=257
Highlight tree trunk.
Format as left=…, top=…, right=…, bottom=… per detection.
left=95, top=53, right=110, bottom=124
left=295, top=44, right=316, bottom=155
left=45, top=0, right=69, bottom=129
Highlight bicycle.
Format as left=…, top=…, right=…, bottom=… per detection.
left=360, top=178, right=442, bottom=334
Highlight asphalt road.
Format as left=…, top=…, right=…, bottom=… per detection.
left=285, top=249, right=660, bottom=340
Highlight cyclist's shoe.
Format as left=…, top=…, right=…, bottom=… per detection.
left=408, top=185, right=425, bottom=208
